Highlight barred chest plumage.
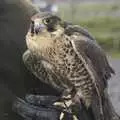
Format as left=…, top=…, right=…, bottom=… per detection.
left=41, top=35, right=94, bottom=99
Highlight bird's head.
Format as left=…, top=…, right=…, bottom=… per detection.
left=26, top=13, right=65, bottom=54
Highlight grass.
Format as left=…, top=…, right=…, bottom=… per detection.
left=58, top=2, right=120, bottom=53
left=79, top=17, right=120, bottom=50
left=108, top=51, right=120, bottom=58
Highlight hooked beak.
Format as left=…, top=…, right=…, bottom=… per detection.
left=30, top=21, right=46, bottom=36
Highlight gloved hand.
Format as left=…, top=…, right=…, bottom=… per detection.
left=12, top=94, right=93, bottom=120
left=12, top=95, right=74, bottom=120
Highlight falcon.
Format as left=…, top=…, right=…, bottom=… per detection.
left=23, top=12, right=118, bottom=120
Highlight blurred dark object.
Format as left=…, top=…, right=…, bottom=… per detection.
left=0, top=0, right=59, bottom=120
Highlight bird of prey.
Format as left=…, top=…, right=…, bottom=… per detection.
left=23, top=13, right=118, bottom=120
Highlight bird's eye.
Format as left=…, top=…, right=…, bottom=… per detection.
left=31, top=20, right=35, bottom=25
left=43, top=18, right=51, bottom=25
left=30, top=20, right=35, bottom=34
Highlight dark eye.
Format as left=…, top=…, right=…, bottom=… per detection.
left=31, top=20, right=35, bottom=25
left=43, top=18, right=51, bottom=25
left=30, top=20, right=35, bottom=34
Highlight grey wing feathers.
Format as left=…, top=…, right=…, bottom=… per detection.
left=22, top=50, right=48, bottom=82
left=65, top=25, right=95, bottom=40
left=65, top=25, right=115, bottom=88
left=67, top=25, right=116, bottom=120
left=22, top=50, right=68, bottom=93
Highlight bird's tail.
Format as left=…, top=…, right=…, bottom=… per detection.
left=91, top=91, right=120, bottom=120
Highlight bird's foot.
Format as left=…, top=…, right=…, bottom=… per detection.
left=53, top=97, right=72, bottom=113
left=72, top=94, right=82, bottom=105
left=53, top=99, right=79, bottom=120
left=72, top=92, right=91, bottom=109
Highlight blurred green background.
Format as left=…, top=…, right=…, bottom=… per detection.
left=57, top=1, right=120, bottom=57
left=32, top=0, right=120, bottom=57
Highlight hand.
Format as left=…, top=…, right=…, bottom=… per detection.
left=12, top=96, right=61, bottom=120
